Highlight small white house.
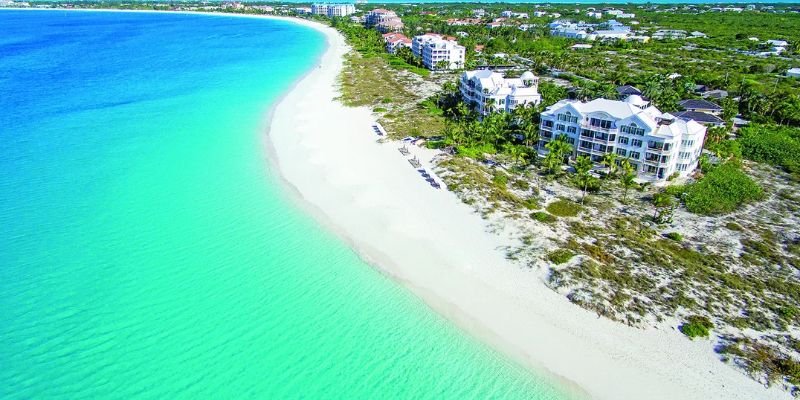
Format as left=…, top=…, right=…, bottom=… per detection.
left=787, top=68, right=800, bottom=78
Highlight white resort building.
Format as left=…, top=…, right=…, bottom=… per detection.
left=459, top=70, right=542, bottom=115
left=311, top=3, right=355, bottom=17
left=412, top=34, right=465, bottom=70
left=538, top=96, right=707, bottom=181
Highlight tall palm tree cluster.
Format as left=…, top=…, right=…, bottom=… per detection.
left=439, top=101, right=540, bottom=166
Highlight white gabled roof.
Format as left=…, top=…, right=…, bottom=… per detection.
left=543, top=98, right=704, bottom=139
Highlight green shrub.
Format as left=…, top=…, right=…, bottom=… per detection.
left=522, top=197, right=539, bottom=210
left=665, top=232, right=683, bottom=242
left=531, top=211, right=556, bottom=223
left=547, top=249, right=575, bottom=265
left=739, top=125, right=800, bottom=173
left=492, top=172, right=508, bottom=188
left=684, top=163, right=764, bottom=215
left=512, top=179, right=530, bottom=191
left=373, top=107, right=387, bottom=113
left=546, top=199, right=582, bottom=217
left=680, top=315, right=714, bottom=339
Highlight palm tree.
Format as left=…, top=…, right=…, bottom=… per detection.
left=507, top=145, right=528, bottom=167
left=620, top=172, right=637, bottom=203
left=543, top=134, right=573, bottom=175
left=484, top=98, right=497, bottom=115
left=573, top=155, right=594, bottom=204
left=601, top=153, right=619, bottom=177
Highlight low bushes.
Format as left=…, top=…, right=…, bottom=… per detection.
left=531, top=211, right=556, bottom=223
left=738, top=125, right=800, bottom=173
left=680, top=315, right=714, bottom=339
left=684, top=163, right=764, bottom=215
left=546, top=199, right=582, bottom=217
left=665, top=232, right=683, bottom=242
left=547, top=249, right=575, bottom=265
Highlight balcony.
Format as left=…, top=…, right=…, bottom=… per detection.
left=581, top=122, right=618, bottom=133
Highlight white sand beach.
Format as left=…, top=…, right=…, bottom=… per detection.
left=267, top=20, right=789, bottom=400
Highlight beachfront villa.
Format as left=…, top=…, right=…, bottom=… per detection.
left=382, top=32, right=411, bottom=54
left=412, top=34, right=465, bottom=70
left=538, top=96, right=707, bottom=181
left=365, top=9, right=404, bottom=33
left=459, top=70, right=542, bottom=115
left=310, top=3, right=355, bottom=17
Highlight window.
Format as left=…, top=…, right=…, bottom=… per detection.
left=616, top=148, right=627, bottom=156
left=556, top=124, right=565, bottom=131
left=677, top=164, right=688, bottom=171
left=679, top=151, right=691, bottom=160
left=579, top=140, right=592, bottom=149
left=590, top=118, right=612, bottom=129
left=681, top=140, right=695, bottom=147
left=581, top=129, right=593, bottom=138
left=660, top=155, right=670, bottom=163
left=631, top=139, right=643, bottom=147
left=645, top=152, right=660, bottom=162
left=618, top=136, right=629, bottom=145
left=567, top=137, right=576, bottom=145
left=620, top=123, right=645, bottom=136
left=542, top=120, right=553, bottom=128
left=629, top=151, right=640, bottom=160
left=556, top=112, right=578, bottom=123
left=567, top=126, right=577, bottom=134
left=648, top=141, right=664, bottom=150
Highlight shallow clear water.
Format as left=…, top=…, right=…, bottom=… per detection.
left=0, top=10, right=571, bottom=399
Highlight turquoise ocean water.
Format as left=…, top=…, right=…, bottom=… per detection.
left=0, top=10, right=572, bottom=399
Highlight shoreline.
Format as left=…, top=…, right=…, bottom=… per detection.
left=9, top=7, right=789, bottom=399
left=265, top=15, right=791, bottom=400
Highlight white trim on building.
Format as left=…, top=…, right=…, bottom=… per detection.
left=459, top=70, right=542, bottom=115
left=538, top=96, right=707, bottom=181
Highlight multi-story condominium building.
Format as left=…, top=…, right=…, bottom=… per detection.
left=459, top=70, right=542, bottom=115
left=420, top=39, right=465, bottom=70
left=411, top=33, right=450, bottom=57
left=538, top=96, right=707, bottom=181
left=365, top=8, right=403, bottom=32
left=382, top=32, right=411, bottom=54
left=311, top=3, right=356, bottom=18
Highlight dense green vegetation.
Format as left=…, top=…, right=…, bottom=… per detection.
left=683, top=162, right=764, bottom=215
left=738, top=125, right=800, bottom=173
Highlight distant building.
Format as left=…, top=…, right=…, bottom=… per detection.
left=616, top=85, right=643, bottom=99
left=701, top=89, right=729, bottom=100
left=653, top=30, right=687, bottom=40
left=787, top=68, right=800, bottom=78
left=586, top=11, right=603, bottom=18
left=678, top=99, right=723, bottom=116
left=420, top=39, right=465, bottom=70
left=311, top=3, right=355, bottom=17
left=412, top=34, right=465, bottom=70
left=674, top=111, right=725, bottom=127
left=501, top=10, right=529, bottom=19
left=538, top=96, right=707, bottom=181
left=382, top=33, right=411, bottom=54
left=365, top=9, right=403, bottom=32
left=459, top=70, right=542, bottom=115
